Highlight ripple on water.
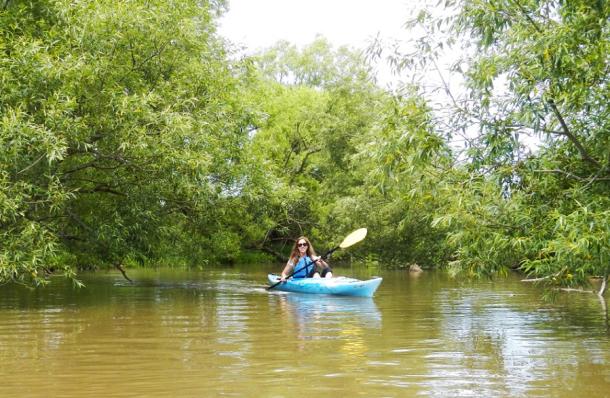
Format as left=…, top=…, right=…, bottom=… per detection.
left=1, top=269, right=609, bottom=397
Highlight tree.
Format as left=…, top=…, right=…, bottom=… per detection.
left=0, top=0, right=253, bottom=285
left=382, top=0, right=610, bottom=293
left=244, top=38, right=453, bottom=268
left=243, top=38, right=387, bottom=256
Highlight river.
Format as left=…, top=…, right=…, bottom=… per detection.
left=1, top=266, right=609, bottom=397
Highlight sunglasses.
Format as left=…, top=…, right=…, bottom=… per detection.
left=297, top=242, right=308, bottom=247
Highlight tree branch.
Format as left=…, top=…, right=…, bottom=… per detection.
left=534, top=169, right=610, bottom=186
left=293, top=148, right=321, bottom=177
left=66, top=210, right=133, bottom=283
left=115, top=263, right=133, bottom=283
left=61, top=158, right=131, bottom=176
left=127, top=39, right=170, bottom=74
left=512, top=0, right=603, bottom=169
left=513, top=0, right=543, bottom=33
left=80, top=185, right=128, bottom=197
left=534, top=169, right=586, bottom=181
left=17, top=154, right=46, bottom=175
left=558, top=287, right=595, bottom=294
left=547, top=99, right=601, bottom=168
left=521, top=276, right=550, bottom=282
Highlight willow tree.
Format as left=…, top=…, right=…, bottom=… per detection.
left=1, top=0, right=252, bottom=286
left=389, top=0, right=609, bottom=294
left=241, top=38, right=453, bottom=267
left=242, top=38, right=390, bottom=257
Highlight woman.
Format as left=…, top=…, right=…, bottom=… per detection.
left=280, top=236, right=333, bottom=282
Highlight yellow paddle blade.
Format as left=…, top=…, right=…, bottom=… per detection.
left=339, top=228, right=367, bottom=249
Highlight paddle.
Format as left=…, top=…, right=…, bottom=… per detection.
left=266, top=228, right=367, bottom=291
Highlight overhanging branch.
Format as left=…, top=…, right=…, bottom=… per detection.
left=547, top=99, right=601, bottom=168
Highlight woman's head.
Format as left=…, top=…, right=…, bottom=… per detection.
left=291, top=236, right=316, bottom=258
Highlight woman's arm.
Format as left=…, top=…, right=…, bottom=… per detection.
left=314, top=256, right=328, bottom=267
left=280, top=261, right=294, bottom=281
left=313, top=256, right=332, bottom=277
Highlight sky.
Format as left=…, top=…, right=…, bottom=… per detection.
left=218, top=0, right=413, bottom=84
left=218, top=0, right=410, bottom=50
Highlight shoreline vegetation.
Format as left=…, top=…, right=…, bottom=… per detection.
left=1, top=0, right=608, bottom=299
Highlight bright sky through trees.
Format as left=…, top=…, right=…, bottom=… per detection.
left=218, top=0, right=411, bottom=84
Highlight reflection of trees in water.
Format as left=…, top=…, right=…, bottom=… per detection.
left=3, top=269, right=609, bottom=396
left=213, top=285, right=253, bottom=376
left=601, top=295, right=608, bottom=331
left=555, top=293, right=609, bottom=333
left=432, top=288, right=610, bottom=397
left=0, top=275, right=225, bottom=371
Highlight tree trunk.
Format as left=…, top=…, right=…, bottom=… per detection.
left=115, top=263, right=133, bottom=283
left=599, top=274, right=608, bottom=297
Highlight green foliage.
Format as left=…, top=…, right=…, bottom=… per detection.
left=244, top=38, right=387, bottom=252
left=523, top=203, right=610, bottom=287
left=394, top=0, right=610, bottom=292
left=431, top=171, right=537, bottom=278
left=341, top=90, right=453, bottom=267
left=3, top=0, right=608, bottom=297
left=245, top=38, right=455, bottom=268
left=0, top=0, right=248, bottom=285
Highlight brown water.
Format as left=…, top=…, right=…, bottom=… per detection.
left=1, top=267, right=609, bottom=397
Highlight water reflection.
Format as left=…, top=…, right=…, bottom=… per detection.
left=422, top=287, right=610, bottom=397
left=272, top=292, right=381, bottom=357
left=213, top=279, right=253, bottom=376
left=280, top=293, right=381, bottom=330
left=0, top=269, right=609, bottom=397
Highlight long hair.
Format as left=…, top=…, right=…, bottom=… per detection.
left=288, top=236, right=317, bottom=265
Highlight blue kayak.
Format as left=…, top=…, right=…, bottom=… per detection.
left=267, top=274, right=383, bottom=297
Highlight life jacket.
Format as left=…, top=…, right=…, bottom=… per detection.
left=292, top=256, right=314, bottom=278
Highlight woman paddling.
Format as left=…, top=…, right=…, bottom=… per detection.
left=280, top=236, right=332, bottom=282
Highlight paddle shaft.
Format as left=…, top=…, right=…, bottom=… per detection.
left=266, top=246, right=338, bottom=291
